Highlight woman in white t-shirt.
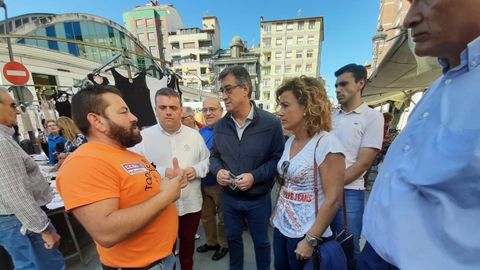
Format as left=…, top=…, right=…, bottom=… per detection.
left=273, top=76, right=347, bottom=270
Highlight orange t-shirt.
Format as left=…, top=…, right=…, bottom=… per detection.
left=56, top=142, right=178, bottom=267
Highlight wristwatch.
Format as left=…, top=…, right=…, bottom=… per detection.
left=304, top=233, right=321, bottom=247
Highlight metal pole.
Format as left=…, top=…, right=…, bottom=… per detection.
left=1, top=1, right=40, bottom=153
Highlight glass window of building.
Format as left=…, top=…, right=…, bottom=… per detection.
left=295, top=64, right=302, bottom=73
left=286, top=22, right=294, bottom=31
left=308, top=20, right=316, bottom=29
left=297, top=36, right=304, bottom=45
left=285, top=65, right=292, bottom=73
left=275, top=38, right=282, bottom=46
left=307, top=35, right=315, bottom=44
left=147, top=32, right=156, bottom=40
left=274, top=78, right=281, bottom=86
left=296, top=51, right=302, bottom=59
left=183, top=42, right=195, bottom=49
left=285, top=51, right=292, bottom=59
left=298, top=21, right=304, bottom=30
left=146, top=18, right=154, bottom=27
left=263, top=38, right=271, bottom=48
left=150, top=46, right=158, bottom=56
left=286, top=37, right=293, bottom=45
left=306, top=50, right=313, bottom=58
left=263, top=24, right=271, bottom=33
left=275, top=51, right=282, bottom=60
left=275, top=65, right=281, bottom=74
left=138, top=33, right=147, bottom=41
left=262, top=79, right=270, bottom=87
left=276, top=23, right=283, bottom=32
left=15, top=19, right=22, bottom=28
left=136, top=19, right=144, bottom=27
left=306, top=64, right=312, bottom=72
left=263, top=91, right=270, bottom=100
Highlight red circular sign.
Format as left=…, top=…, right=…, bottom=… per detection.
left=3, top=61, right=30, bottom=86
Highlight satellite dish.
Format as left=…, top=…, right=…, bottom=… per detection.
left=8, top=86, right=34, bottom=106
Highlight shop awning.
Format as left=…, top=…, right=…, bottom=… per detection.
left=363, top=31, right=442, bottom=106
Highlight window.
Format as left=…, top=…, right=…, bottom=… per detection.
left=146, top=18, right=154, bottom=27
left=15, top=19, right=22, bottom=28
left=286, top=37, right=293, bottom=45
left=295, top=65, right=302, bottom=73
left=296, top=51, right=302, bottom=59
left=308, top=20, right=316, bottom=29
left=263, top=91, right=271, bottom=100
left=149, top=46, right=158, bottom=56
left=285, top=51, right=292, bottom=59
left=275, top=51, right=282, bottom=60
left=285, top=65, right=292, bottom=73
left=263, top=38, right=271, bottom=48
left=183, top=42, right=195, bottom=49
left=138, top=33, right=147, bottom=41
left=297, top=36, right=304, bottom=45
left=286, top=22, right=294, bottom=31
left=263, top=24, right=271, bottom=33
left=136, top=19, right=144, bottom=27
left=275, top=38, right=282, bottom=46
left=275, top=78, right=281, bottom=86
left=276, top=23, right=283, bottom=32
left=275, top=65, right=281, bottom=74
left=306, top=64, right=312, bottom=72
left=298, top=21, right=304, bottom=30
left=306, top=50, right=314, bottom=58
left=262, top=79, right=270, bottom=87
left=147, top=32, right=156, bottom=40
left=307, top=35, right=315, bottom=44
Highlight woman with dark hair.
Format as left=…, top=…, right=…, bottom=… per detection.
left=273, top=76, right=347, bottom=270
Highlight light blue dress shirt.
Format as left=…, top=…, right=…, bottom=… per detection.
left=363, top=35, right=480, bottom=270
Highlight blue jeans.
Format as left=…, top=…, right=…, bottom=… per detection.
left=273, top=229, right=347, bottom=270
left=331, top=190, right=364, bottom=258
left=357, top=242, right=398, bottom=270
left=222, top=192, right=271, bottom=270
left=0, top=215, right=65, bottom=270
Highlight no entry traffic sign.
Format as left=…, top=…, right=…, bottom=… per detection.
left=3, top=61, right=30, bottom=86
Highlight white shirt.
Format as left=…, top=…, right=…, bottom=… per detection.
left=273, top=132, right=345, bottom=238
left=131, top=124, right=210, bottom=216
left=331, top=102, right=383, bottom=190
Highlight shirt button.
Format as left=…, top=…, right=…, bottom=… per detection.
left=471, top=60, right=478, bottom=68
left=423, top=112, right=429, bottom=119
left=403, top=145, right=411, bottom=152
left=444, top=79, right=452, bottom=85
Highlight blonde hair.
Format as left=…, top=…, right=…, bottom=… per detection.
left=56, top=116, right=81, bottom=141
left=276, top=76, right=332, bottom=137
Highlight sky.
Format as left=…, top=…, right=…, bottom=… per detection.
left=6, top=0, right=380, bottom=97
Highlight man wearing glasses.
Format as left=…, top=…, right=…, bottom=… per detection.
left=210, top=66, right=285, bottom=270
left=0, top=88, right=65, bottom=269
left=181, top=107, right=200, bottom=130
left=196, top=97, right=229, bottom=261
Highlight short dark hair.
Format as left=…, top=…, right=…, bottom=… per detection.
left=154, top=87, right=182, bottom=106
left=71, top=84, right=121, bottom=136
left=335, top=63, right=367, bottom=91
left=218, top=65, right=253, bottom=98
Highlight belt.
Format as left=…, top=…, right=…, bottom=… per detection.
left=101, top=257, right=164, bottom=270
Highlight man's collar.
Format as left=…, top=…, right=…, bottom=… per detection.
left=158, top=123, right=183, bottom=135
left=0, top=124, right=14, bottom=137
left=230, top=102, right=255, bottom=121
left=439, top=35, right=480, bottom=74
left=339, top=102, right=368, bottom=114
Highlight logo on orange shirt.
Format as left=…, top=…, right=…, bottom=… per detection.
left=121, top=163, right=148, bottom=175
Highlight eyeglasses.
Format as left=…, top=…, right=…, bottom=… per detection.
left=219, top=84, right=241, bottom=95
left=334, top=81, right=349, bottom=88
left=181, top=115, right=194, bottom=121
left=202, top=107, right=221, bottom=113
left=276, top=160, right=290, bottom=186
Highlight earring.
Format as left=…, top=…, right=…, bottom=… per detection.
left=303, top=112, right=306, bottom=116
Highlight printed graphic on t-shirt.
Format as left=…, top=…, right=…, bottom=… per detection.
left=121, top=163, right=148, bottom=175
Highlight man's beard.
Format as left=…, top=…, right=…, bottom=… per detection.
left=105, top=118, right=142, bottom=148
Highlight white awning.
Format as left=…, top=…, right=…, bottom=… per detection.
left=363, top=31, right=442, bottom=106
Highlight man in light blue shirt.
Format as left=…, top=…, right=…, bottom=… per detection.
left=359, top=1, right=480, bottom=270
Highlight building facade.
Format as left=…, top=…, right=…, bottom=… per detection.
left=212, top=36, right=261, bottom=100
left=259, top=16, right=324, bottom=111
left=169, top=16, right=220, bottom=91
left=123, top=2, right=183, bottom=63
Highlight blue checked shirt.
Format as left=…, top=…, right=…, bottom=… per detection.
left=363, top=36, right=480, bottom=269
left=0, top=124, right=52, bottom=233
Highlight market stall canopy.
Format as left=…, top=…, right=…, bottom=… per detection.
left=364, top=31, right=442, bottom=106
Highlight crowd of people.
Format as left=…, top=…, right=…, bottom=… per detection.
left=0, top=0, right=479, bottom=269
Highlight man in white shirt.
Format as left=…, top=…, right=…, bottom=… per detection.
left=330, top=64, right=384, bottom=263
left=131, top=88, right=210, bottom=270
